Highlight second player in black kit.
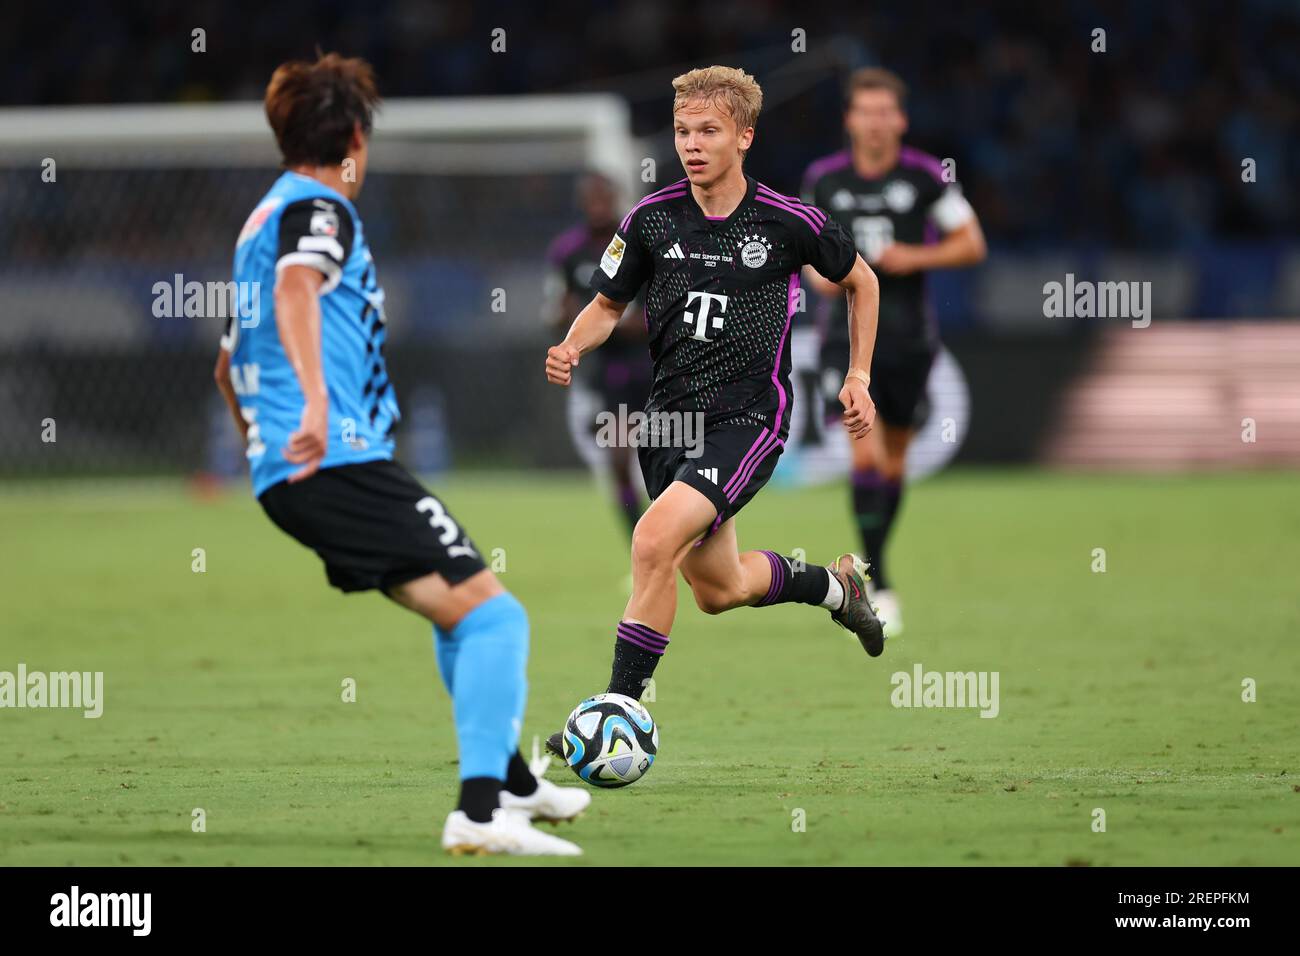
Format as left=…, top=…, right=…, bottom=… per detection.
left=802, top=146, right=973, bottom=427
left=588, top=174, right=858, bottom=533
left=796, top=66, right=985, bottom=644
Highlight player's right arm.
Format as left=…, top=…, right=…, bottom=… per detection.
left=545, top=292, right=625, bottom=386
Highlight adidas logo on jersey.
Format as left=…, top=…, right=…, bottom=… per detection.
left=697, top=467, right=718, bottom=484
left=662, top=242, right=686, bottom=260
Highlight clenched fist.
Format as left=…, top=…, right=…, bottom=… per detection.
left=545, top=343, right=581, bottom=386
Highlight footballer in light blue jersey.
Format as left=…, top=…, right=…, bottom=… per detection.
left=213, top=52, right=589, bottom=856
left=224, top=170, right=397, bottom=497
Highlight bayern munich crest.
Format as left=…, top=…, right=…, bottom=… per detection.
left=739, top=233, right=772, bottom=268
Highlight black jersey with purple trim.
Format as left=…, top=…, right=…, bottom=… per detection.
left=588, top=175, right=856, bottom=440
left=802, top=147, right=975, bottom=355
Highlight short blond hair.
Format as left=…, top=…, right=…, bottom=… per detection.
left=671, top=65, right=763, bottom=133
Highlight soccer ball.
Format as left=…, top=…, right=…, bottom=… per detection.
left=561, top=693, right=658, bottom=787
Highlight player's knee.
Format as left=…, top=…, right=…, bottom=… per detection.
left=425, top=569, right=506, bottom=631
left=630, top=521, right=676, bottom=571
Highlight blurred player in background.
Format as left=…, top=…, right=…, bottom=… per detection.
left=214, top=53, right=587, bottom=856
left=543, top=172, right=651, bottom=540
left=544, top=67, right=886, bottom=759
left=802, top=67, right=987, bottom=638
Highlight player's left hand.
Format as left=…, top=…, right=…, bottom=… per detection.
left=839, top=378, right=875, bottom=440
left=284, top=397, right=329, bottom=482
left=875, top=242, right=925, bottom=275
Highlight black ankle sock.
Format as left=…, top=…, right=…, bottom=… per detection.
left=852, top=469, right=902, bottom=590
left=754, top=551, right=832, bottom=606
left=503, top=750, right=538, bottom=797
left=606, top=622, right=668, bottom=699
left=458, top=777, right=502, bottom=824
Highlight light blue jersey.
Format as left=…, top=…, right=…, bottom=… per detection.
left=225, top=171, right=398, bottom=497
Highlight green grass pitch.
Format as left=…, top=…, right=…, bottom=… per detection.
left=1, top=469, right=1296, bottom=866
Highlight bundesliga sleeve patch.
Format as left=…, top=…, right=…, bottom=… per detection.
left=600, top=235, right=626, bottom=278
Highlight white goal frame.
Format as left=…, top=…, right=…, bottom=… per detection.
left=0, top=94, right=640, bottom=199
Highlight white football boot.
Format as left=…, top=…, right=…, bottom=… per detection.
left=499, top=777, right=592, bottom=823
left=871, top=588, right=904, bottom=639
left=441, top=808, right=582, bottom=856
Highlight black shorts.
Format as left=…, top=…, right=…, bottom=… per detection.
left=820, top=338, right=936, bottom=430
left=258, top=459, right=486, bottom=593
left=638, top=423, right=783, bottom=538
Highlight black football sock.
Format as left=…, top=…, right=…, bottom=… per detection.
left=503, top=750, right=538, bottom=797
left=754, top=551, right=834, bottom=606
left=606, top=621, right=668, bottom=699
left=852, top=468, right=902, bottom=590
left=458, top=777, right=502, bottom=824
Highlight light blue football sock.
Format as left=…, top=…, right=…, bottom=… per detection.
left=433, top=624, right=458, bottom=696
left=434, top=592, right=529, bottom=781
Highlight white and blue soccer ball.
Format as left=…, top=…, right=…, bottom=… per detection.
left=561, top=693, right=658, bottom=788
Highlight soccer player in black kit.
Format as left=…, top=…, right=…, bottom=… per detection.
left=802, top=68, right=987, bottom=638
left=544, top=172, right=651, bottom=539
left=544, top=66, right=885, bottom=754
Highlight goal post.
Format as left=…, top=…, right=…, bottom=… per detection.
left=0, top=95, right=638, bottom=188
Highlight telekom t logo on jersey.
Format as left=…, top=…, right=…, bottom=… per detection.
left=683, top=291, right=728, bottom=342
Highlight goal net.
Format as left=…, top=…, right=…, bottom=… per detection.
left=0, top=95, right=639, bottom=478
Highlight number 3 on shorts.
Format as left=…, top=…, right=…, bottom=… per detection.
left=416, top=496, right=478, bottom=559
